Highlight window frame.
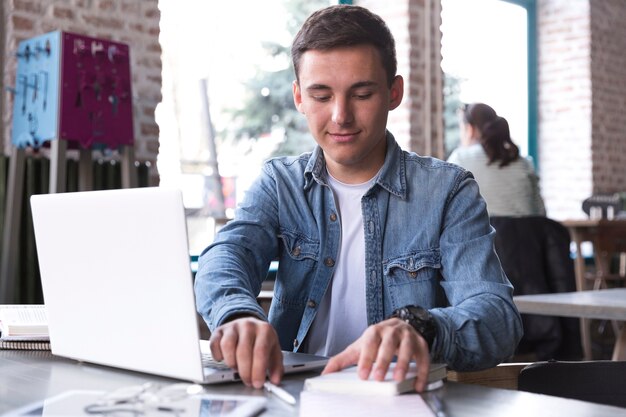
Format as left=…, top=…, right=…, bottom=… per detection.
left=500, top=0, right=537, bottom=167
left=338, top=0, right=537, bottom=166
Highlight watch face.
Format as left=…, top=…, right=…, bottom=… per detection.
left=407, top=306, right=429, bottom=320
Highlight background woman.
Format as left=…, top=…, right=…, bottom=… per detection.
left=448, top=102, right=545, bottom=216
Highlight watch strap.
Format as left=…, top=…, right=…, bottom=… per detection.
left=390, top=305, right=437, bottom=350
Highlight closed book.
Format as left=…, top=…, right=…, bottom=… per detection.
left=0, top=305, right=49, bottom=341
left=0, top=339, right=51, bottom=351
left=304, top=362, right=446, bottom=396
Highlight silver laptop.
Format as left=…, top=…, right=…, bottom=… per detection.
left=30, top=187, right=328, bottom=384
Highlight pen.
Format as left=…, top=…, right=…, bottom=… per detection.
left=263, top=381, right=297, bottom=406
left=424, top=392, right=446, bottom=417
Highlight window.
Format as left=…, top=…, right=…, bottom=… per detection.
left=157, top=0, right=332, bottom=252
left=441, top=0, right=536, bottom=161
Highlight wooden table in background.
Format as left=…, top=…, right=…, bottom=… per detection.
left=561, top=219, right=626, bottom=360
left=562, top=219, right=626, bottom=291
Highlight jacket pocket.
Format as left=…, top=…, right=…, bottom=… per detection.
left=278, top=229, right=319, bottom=261
left=383, top=249, right=441, bottom=308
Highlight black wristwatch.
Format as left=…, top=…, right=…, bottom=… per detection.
left=390, top=305, right=437, bottom=350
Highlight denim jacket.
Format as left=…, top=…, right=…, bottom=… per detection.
left=195, top=132, right=523, bottom=371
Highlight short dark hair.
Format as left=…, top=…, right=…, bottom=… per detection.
left=291, top=5, right=397, bottom=87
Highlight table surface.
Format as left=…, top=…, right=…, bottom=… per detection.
left=2, top=351, right=626, bottom=417
left=514, top=288, right=626, bottom=320
left=561, top=219, right=626, bottom=226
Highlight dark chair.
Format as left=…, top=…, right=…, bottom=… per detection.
left=518, top=360, right=626, bottom=408
left=490, top=216, right=582, bottom=360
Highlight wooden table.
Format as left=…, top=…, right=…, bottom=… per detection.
left=514, top=288, right=626, bottom=361
left=562, top=219, right=626, bottom=291
left=560, top=219, right=626, bottom=360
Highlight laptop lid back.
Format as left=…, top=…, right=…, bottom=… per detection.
left=31, top=187, right=205, bottom=382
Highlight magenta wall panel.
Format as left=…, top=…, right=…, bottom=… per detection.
left=12, top=31, right=134, bottom=150
left=58, top=32, right=134, bottom=149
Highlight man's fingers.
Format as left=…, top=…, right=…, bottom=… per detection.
left=209, top=317, right=283, bottom=389
left=322, top=345, right=359, bottom=375
left=413, top=338, right=431, bottom=392
left=250, top=324, right=281, bottom=389
left=324, top=318, right=433, bottom=393
left=213, top=325, right=240, bottom=370
left=267, top=344, right=285, bottom=385
left=392, top=330, right=417, bottom=382
left=371, top=325, right=402, bottom=381
left=209, top=328, right=224, bottom=361
left=250, top=351, right=268, bottom=389
left=235, top=321, right=256, bottom=386
left=356, top=324, right=388, bottom=380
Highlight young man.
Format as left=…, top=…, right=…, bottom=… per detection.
left=195, top=5, right=522, bottom=392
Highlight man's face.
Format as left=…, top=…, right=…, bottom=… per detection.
left=293, top=44, right=403, bottom=184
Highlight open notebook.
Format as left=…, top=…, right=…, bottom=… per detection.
left=30, top=187, right=327, bottom=383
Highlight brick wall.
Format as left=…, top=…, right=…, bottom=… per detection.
left=537, top=0, right=592, bottom=219
left=589, top=0, right=626, bottom=194
left=1, top=0, right=161, bottom=184
left=538, top=0, right=626, bottom=219
left=356, top=0, right=445, bottom=157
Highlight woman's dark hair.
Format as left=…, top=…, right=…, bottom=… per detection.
left=462, top=103, right=519, bottom=167
left=291, top=5, right=397, bottom=87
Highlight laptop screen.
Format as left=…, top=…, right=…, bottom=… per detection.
left=31, top=188, right=206, bottom=382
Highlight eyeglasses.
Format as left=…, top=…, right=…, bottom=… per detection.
left=84, top=382, right=204, bottom=416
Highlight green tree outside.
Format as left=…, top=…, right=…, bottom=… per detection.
left=224, top=0, right=329, bottom=157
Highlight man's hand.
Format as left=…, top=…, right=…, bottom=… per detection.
left=322, top=317, right=431, bottom=392
left=209, top=316, right=284, bottom=389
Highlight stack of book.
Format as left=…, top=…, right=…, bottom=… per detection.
left=0, top=304, right=50, bottom=350
left=304, top=361, right=447, bottom=395
left=301, top=362, right=447, bottom=416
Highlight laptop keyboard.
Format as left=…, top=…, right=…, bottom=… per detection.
left=201, top=351, right=230, bottom=370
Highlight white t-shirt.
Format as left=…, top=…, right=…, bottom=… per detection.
left=304, top=172, right=375, bottom=356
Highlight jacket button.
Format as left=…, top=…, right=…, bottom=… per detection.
left=330, top=213, right=337, bottom=222
left=307, top=300, right=316, bottom=308
left=293, top=339, right=299, bottom=348
left=292, top=246, right=301, bottom=256
left=409, top=271, right=418, bottom=278
left=324, top=257, right=335, bottom=267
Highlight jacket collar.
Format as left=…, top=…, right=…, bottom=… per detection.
left=303, top=131, right=407, bottom=200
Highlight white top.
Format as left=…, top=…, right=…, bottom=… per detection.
left=447, top=143, right=546, bottom=217
left=304, top=173, right=374, bottom=356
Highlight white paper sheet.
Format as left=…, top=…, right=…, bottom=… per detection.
left=300, top=390, right=436, bottom=417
